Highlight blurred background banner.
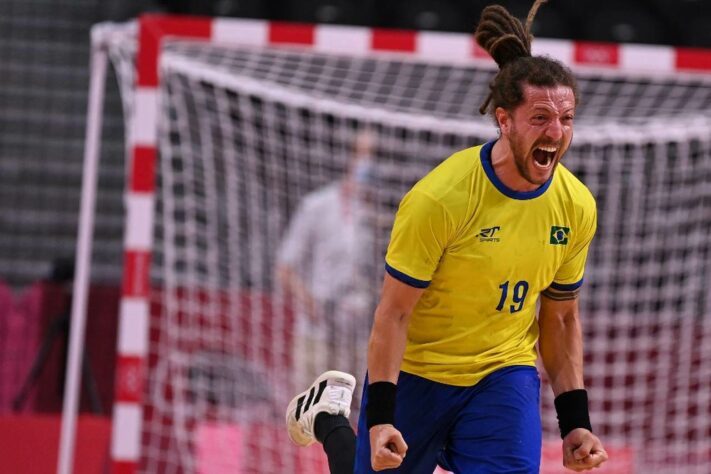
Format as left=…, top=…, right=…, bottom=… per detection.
left=0, top=1, right=710, bottom=474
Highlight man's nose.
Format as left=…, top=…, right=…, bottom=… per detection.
left=545, top=119, right=563, bottom=141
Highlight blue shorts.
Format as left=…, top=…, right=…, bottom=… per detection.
left=354, top=366, right=541, bottom=474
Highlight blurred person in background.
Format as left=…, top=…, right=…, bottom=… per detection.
left=276, top=130, right=376, bottom=417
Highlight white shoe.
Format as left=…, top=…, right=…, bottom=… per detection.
left=286, top=370, right=356, bottom=446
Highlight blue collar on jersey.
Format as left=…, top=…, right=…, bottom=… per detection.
left=480, top=140, right=554, bottom=200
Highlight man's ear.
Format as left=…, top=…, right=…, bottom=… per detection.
left=495, top=107, right=510, bottom=135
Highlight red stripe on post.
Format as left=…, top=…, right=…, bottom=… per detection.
left=112, top=461, right=137, bottom=474
left=130, top=146, right=156, bottom=193
left=137, top=15, right=212, bottom=87
left=116, top=356, right=145, bottom=403
left=371, top=29, right=417, bottom=52
left=574, top=42, right=619, bottom=66
left=676, top=47, right=711, bottom=71
left=122, top=250, right=151, bottom=298
left=268, top=22, right=315, bottom=45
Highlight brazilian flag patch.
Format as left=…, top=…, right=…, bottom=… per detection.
left=550, top=226, right=570, bottom=245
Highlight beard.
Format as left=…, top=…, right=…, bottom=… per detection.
left=508, top=128, right=564, bottom=186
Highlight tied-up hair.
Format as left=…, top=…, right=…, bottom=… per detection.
left=474, top=0, right=579, bottom=118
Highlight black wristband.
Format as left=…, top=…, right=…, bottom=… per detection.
left=554, top=389, right=593, bottom=439
left=366, top=381, right=397, bottom=429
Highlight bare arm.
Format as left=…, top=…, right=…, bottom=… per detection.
left=367, top=272, right=425, bottom=383
left=367, top=272, right=424, bottom=470
left=539, top=292, right=608, bottom=471
left=538, top=294, right=584, bottom=396
left=276, top=265, right=319, bottom=320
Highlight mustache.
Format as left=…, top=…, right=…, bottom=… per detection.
left=533, top=141, right=563, bottom=149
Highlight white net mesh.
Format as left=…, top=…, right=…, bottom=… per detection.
left=106, top=32, right=711, bottom=473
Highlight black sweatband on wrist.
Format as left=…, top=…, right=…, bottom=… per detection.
left=554, top=389, right=593, bottom=439
left=366, top=381, right=397, bottom=429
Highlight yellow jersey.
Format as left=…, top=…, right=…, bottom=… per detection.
left=385, top=141, right=597, bottom=386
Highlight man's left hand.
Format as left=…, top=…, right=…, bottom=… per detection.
left=562, top=428, right=608, bottom=471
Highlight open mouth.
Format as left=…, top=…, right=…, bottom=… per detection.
left=532, top=145, right=557, bottom=169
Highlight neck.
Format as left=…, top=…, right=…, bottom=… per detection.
left=490, top=140, right=539, bottom=192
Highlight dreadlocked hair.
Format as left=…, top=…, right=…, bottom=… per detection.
left=474, top=0, right=579, bottom=118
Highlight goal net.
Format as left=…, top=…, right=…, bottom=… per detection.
left=96, top=18, right=711, bottom=474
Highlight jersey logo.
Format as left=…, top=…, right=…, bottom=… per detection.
left=476, top=226, right=501, bottom=242
left=550, top=226, right=570, bottom=245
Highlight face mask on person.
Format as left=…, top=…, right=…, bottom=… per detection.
left=353, top=161, right=373, bottom=184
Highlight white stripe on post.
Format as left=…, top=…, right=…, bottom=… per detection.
left=620, top=44, right=675, bottom=73
left=213, top=18, right=268, bottom=46
left=125, top=193, right=154, bottom=250
left=314, top=25, right=370, bottom=55
left=111, top=403, right=143, bottom=460
left=417, top=31, right=473, bottom=63
left=118, top=298, right=150, bottom=355
left=131, top=88, right=159, bottom=147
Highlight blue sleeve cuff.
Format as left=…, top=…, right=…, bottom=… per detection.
left=384, top=263, right=430, bottom=289
left=549, top=279, right=584, bottom=291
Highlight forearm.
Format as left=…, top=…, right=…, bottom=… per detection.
left=364, top=273, right=422, bottom=433
left=276, top=266, right=317, bottom=311
left=367, top=304, right=410, bottom=384
left=538, top=296, right=584, bottom=396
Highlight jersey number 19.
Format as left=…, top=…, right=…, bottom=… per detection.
left=496, top=280, right=529, bottom=313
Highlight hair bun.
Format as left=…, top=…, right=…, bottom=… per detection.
left=474, top=1, right=548, bottom=69
left=474, top=1, right=550, bottom=115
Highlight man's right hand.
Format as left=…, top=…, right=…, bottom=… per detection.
left=369, top=424, right=408, bottom=471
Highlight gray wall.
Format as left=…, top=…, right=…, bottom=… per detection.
left=0, top=0, right=127, bottom=288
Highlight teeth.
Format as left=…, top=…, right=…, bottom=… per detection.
left=537, top=146, right=557, bottom=153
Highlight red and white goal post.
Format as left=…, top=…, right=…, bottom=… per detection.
left=62, top=14, right=711, bottom=474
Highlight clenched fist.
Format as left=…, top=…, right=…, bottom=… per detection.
left=369, top=424, right=408, bottom=471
